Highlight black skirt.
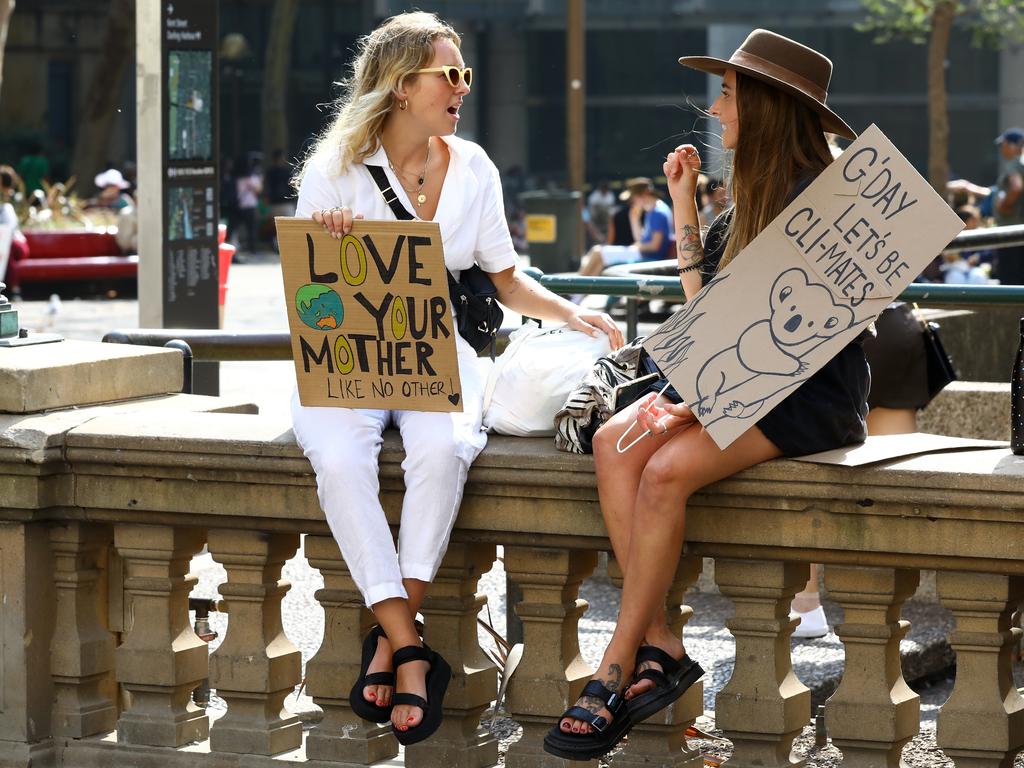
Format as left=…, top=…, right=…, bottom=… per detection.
left=641, top=207, right=870, bottom=457
left=643, top=340, right=870, bottom=457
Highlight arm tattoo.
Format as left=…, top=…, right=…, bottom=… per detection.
left=677, top=224, right=705, bottom=265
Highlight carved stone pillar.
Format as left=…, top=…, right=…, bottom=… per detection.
left=405, top=542, right=498, bottom=768
left=304, top=534, right=397, bottom=765
left=936, top=572, right=1024, bottom=767
left=503, top=546, right=597, bottom=768
left=49, top=521, right=117, bottom=738
left=825, top=565, right=920, bottom=766
left=114, top=524, right=208, bottom=747
left=715, top=558, right=810, bottom=768
left=613, top=554, right=704, bottom=767
left=206, top=530, right=302, bottom=755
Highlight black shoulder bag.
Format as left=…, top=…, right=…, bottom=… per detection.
left=366, top=165, right=504, bottom=358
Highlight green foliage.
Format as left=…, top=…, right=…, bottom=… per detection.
left=858, top=0, right=1024, bottom=48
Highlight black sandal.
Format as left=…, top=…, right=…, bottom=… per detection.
left=390, top=643, right=452, bottom=745
left=348, top=621, right=425, bottom=724
left=542, top=679, right=633, bottom=760
left=348, top=625, right=395, bottom=723
left=625, top=646, right=704, bottom=725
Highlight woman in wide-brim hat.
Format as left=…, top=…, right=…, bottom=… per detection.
left=544, top=29, right=870, bottom=760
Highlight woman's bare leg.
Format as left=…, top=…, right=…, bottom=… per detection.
left=561, top=423, right=781, bottom=732
left=362, top=578, right=429, bottom=715
left=792, top=564, right=820, bottom=612
left=593, top=401, right=671, bottom=569
left=592, top=399, right=681, bottom=689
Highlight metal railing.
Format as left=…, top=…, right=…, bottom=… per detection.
left=103, top=224, right=1024, bottom=369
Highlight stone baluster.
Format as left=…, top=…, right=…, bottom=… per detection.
left=503, top=546, right=598, bottom=768
left=206, top=530, right=302, bottom=755
left=49, top=521, right=117, bottom=738
left=824, top=565, right=920, bottom=766
left=304, top=534, right=398, bottom=765
left=405, top=542, right=498, bottom=768
left=936, top=572, right=1024, bottom=767
left=613, top=554, right=705, bottom=768
left=114, top=524, right=209, bottom=746
left=714, top=558, right=810, bottom=767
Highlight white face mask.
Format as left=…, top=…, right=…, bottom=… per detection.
left=615, top=381, right=674, bottom=453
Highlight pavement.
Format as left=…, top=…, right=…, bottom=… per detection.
left=9, top=251, right=1024, bottom=766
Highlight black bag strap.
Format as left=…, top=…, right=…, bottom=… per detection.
left=366, top=164, right=459, bottom=294
left=365, top=165, right=415, bottom=221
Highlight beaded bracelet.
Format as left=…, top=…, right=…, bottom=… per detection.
left=676, top=261, right=704, bottom=274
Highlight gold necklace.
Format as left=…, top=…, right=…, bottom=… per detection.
left=387, top=141, right=431, bottom=206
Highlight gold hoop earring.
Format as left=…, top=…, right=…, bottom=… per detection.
left=399, top=100, right=408, bottom=111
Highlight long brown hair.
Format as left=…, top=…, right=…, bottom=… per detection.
left=719, top=72, right=834, bottom=270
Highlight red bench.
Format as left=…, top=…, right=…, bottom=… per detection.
left=5, top=230, right=135, bottom=294
left=5, top=229, right=235, bottom=304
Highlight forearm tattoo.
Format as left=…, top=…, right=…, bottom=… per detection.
left=677, top=224, right=705, bottom=265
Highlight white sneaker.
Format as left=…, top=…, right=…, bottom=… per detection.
left=791, top=605, right=830, bottom=639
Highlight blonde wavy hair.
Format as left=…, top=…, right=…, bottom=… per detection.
left=294, top=12, right=460, bottom=188
left=718, top=72, right=833, bottom=271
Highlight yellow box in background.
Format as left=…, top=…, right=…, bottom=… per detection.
left=525, top=214, right=557, bottom=244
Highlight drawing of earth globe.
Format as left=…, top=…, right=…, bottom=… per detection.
left=296, top=284, right=344, bottom=331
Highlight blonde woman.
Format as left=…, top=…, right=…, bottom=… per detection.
left=545, top=30, right=868, bottom=759
left=291, top=11, right=622, bottom=745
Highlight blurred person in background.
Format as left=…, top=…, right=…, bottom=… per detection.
left=17, top=142, right=49, bottom=196
left=577, top=177, right=672, bottom=276
left=88, top=168, right=134, bottom=211
left=235, top=155, right=264, bottom=255
left=992, top=128, right=1024, bottom=284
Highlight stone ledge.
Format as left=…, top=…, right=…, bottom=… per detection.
left=0, top=340, right=183, bottom=414
left=55, top=411, right=1024, bottom=571
left=919, top=380, right=1011, bottom=440
left=0, top=394, right=258, bottom=461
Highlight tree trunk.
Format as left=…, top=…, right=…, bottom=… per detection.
left=926, top=0, right=956, bottom=194
left=70, top=0, right=134, bottom=193
left=0, top=0, right=15, bottom=99
left=262, top=0, right=299, bottom=161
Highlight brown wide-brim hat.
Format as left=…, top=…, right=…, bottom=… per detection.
left=679, top=29, right=856, bottom=141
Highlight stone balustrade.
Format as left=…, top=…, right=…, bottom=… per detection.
left=1, top=342, right=1023, bottom=768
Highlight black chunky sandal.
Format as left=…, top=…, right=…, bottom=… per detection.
left=542, top=679, right=633, bottom=760
left=348, top=625, right=395, bottom=723
left=348, top=621, right=425, bottom=724
left=390, top=643, right=452, bottom=745
left=625, top=645, right=704, bottom=725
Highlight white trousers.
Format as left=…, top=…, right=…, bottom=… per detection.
left=290, top=351, right=489, bottom=607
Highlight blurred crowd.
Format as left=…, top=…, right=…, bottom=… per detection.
left=501, top=125, right=1024, bottom=288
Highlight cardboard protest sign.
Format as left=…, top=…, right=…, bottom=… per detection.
left=644, top=124, right=965, bottom=450
left=793, top=433, right=1007, bottom=467
left=277, top=218, right=463, bottom=412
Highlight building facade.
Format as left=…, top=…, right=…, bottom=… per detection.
left=2, top=0, right=1022, bottom=195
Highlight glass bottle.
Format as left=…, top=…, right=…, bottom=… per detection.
left=1012, top=318, right=1024, bottom=456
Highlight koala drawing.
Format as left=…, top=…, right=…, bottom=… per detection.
left=693, top=267, right=860, bottom=425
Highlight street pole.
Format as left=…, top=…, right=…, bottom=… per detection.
left=566, top=0, right=585, bottom=255
left=566, top=0, right=585, bottom=193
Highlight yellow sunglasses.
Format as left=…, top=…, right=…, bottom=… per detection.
left=412, top=65, right=473, bottom=88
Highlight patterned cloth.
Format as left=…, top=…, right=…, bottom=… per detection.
left=554, top=337, right=648, bottom=454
